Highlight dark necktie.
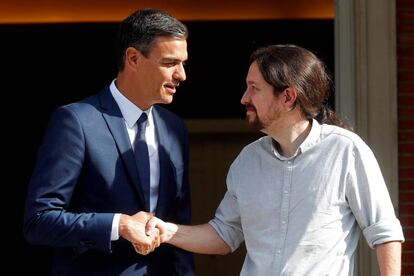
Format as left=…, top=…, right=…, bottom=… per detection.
left=134, top=112, right=150, bottom=211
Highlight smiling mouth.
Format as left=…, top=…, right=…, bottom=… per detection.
left=164, top=84, right=177, bottom=93
left=245, top=105, right=256, bottom=113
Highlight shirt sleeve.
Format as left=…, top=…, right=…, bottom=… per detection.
left=346, top=142, right=404, bottom=249
left=208, top=163, right=244, bottom=252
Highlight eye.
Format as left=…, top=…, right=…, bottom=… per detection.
left=163, top=62, right=176, bottom=67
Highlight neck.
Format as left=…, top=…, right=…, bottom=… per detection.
left=116, top=73, right=150, bottom=111
left=268, top=116, right=312, bottom=158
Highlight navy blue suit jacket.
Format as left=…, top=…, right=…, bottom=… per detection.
left=23, top=87, right=194, bottom=275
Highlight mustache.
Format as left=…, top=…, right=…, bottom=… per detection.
left=244, top=104, right=256, bottom=112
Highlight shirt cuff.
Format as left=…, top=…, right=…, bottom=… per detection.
left=208, top=219, right=242, bottom=252
left=111, top=213, right=121, bottom=241
left=362, top=218, right=405, bottom=249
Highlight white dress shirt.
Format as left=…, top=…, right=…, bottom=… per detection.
left=109, top=80, right=160, bottom=240
left=209, top=119, right=404, bottom=275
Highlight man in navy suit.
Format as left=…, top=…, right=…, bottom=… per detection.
left=23, top=8, right=194, bottom=275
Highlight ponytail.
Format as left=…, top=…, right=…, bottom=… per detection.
left=315, top=105, right=353, bottom=131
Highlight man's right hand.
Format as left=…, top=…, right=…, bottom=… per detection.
left=146, top=216, right=178, bottom=243
left=119, top=211, right=160, bottom=255
left=132, top=216, right=177, bottom=254
left=135, top=217, right=232, bottom=255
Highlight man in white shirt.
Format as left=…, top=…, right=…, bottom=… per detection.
left=142, top=44, right=404, bottom=275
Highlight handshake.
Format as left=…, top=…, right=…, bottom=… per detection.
left=118, top=211, right=177, bottom=255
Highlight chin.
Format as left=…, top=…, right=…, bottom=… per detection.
left=246, top=116, right=264, bottom=131
left=161, top=95, right=174, bottom=104
left=246, top=113, right=256, bottom=123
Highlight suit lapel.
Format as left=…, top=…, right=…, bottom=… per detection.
left=153, top=107, right=175, bottom=218
left=99, top=87, right=148, bottom=210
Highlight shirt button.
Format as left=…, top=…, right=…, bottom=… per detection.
left=282, top=220, right=286, bottom=224
left=276, top=250, right=281, bottom=255
left=283, top=190, right=289, bottom=194
left=287, top=160, right=292, bottom=165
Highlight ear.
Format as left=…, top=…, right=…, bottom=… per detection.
left=283, top=87, right=297, bottom=111
left=124, top=47, right=141, bottom=71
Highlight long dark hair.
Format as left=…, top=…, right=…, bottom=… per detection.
left=250, top=44, right=352, bottom=130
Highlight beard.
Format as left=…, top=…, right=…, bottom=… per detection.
left=245, top=104, right=265, bottom=131
left=244, top=103, right=282, bottom=132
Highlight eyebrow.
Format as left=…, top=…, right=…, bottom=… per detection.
left=161, top=57, right=186, bottom=63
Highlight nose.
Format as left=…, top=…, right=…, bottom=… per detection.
left=240, top=89, right=249, bottom=105
left=173, top=63, right=186, bottom=82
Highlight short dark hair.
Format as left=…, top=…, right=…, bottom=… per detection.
left=115, top=8, right=188, bottom=70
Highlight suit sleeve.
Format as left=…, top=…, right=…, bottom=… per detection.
left=23, top=106, right=114, bottom=253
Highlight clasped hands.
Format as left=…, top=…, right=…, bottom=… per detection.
left=119, top=211, right=171, bottom=256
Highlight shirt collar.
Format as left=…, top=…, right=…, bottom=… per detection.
left=298, top=119, right=322, bottom=153
left=109, top=79, right=153, bottom=128
left=270, top=119, right=322, bottom=160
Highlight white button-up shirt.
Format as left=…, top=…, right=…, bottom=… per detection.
left=209, top=120, right=404, bottom=275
